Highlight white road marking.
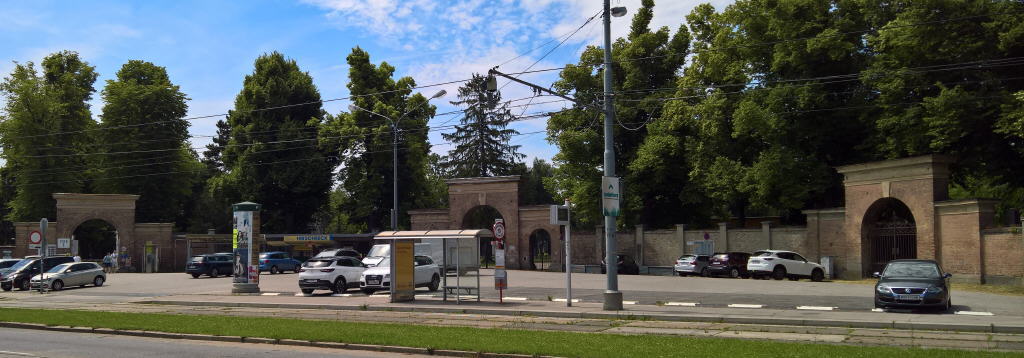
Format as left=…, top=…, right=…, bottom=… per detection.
left=332, top=293, right=355, bottom=297
left=503, top=297, right=528, bottom=301
left=664, top=302, right=698, bottom=307
left=260, top=293, right=281, bottom=296
left=727, top=304, right=763, bottom=308
left=871, top=308, right=884, bottom=312
left=552, top=298, right=581, bottom=303
left=796, top=306, right=836, bottom=311
left=622, top=300, right=637, bottom=305
left=955, top=311, right=994, bottom=316
left=0, top=350, right=39, bottom=357
left=294, top=293, right=310, bottom=297
left=414, top=294, right=437, bottom=298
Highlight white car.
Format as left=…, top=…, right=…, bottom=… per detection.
left=298, top=256, right=365, bottom=294
left=747, top=250, right=825, bottom=282
left=360, top=255, right=441, bottom=294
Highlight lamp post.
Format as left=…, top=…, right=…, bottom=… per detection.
left=602, top=0, right=627, bottom=311
left=349, top=89, right=446, bottom=231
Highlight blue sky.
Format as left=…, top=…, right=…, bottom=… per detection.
left=1, top=0, right=730, bottom=163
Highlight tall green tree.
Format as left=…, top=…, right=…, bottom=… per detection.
left=441, top=73, right=524, bottom=177
left=321, top=47, right=437, bottom=232
left=214, top=52, right=335, bottom=233
left=547, top=0, right=690, bottom=228
left=96, top=60, right=196, bottom=224
left=517, top=158, right=556, bottom=206
left=0, top=51, right=97, bottom=221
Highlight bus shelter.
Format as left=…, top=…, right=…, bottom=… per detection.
left=373, top=230, right=490, bottom=303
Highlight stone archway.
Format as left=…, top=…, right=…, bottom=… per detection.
left=447, top=176, right=522, bottom=269
left=460, top=205, right=505, bottom=267
left=862, top=198, right=917, bottom=275
left=72, top=219, right=118, bottom=260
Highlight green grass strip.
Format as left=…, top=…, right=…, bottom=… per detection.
left=0, top=307, right=1011, bottom=358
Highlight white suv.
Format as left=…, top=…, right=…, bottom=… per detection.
left=360, top=255, right=441, bottom=294
left=747, top=250, right=825, bottom=282
left=298, top=256, right=365, bottom=294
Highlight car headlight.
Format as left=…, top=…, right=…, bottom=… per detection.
left=876, top=285, right=891, bottom=294
left=384, top=274, right=390, bottom=279
left=926, top=286, right=943, bottom=294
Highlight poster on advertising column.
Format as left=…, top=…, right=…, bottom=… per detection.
left=232, top=210, right=253, bottom=284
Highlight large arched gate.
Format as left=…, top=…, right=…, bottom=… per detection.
left=863, top=198, right=917, bottom=274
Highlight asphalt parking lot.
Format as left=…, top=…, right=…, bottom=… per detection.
left=1, top=269, right=1020, bottom=317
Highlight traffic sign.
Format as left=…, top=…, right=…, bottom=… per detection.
left=492, top=219, right=505, bottom=240
left=602, top=176, right=620, bottom=217
left=28, top=231, right=42, bottom=245
left=57, top=238, right=70, bottom=249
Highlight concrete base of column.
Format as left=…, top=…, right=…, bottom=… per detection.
left=603, top=291, right=623, bottom=311
left=231, top=283, right=260, bottom=294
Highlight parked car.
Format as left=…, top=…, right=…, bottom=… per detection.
left=747, top=250, right=825, bottom=281
left=360, top=255, right=441, bottom=294
left=600, top=254, right=640, bottom=275
left=259, top=251, right=302, bottom=274
left=707, top=252, right=752, bottom=278
left=185, top=253, right=234, bottom=278
left=315, top=248, right=363, bottom=260
left=30, top=262, right=106, bottom=291
left=673, top=255, right=710, bottom=276
left=0, top=259, right=20, bottom=270
left=297, top=256, right=365, bottom=294
left=873, top=259, right=952, bottom=311
left=1, top=256, right=76, bottom=291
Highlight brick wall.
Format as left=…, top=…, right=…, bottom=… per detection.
left=982, top=229, right=1024, bottom=285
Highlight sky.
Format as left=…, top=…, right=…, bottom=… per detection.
left=0, top=0, right=732, bottom=164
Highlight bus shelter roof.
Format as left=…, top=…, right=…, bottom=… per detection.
left=373, top=230, right=493, bottom=241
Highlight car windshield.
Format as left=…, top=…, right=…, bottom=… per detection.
left=9, top=259, right=36, bottom=271
left=259, top=254, right=269, bottom=258
left=303, top=260, right=332, bottom=268
left=883, top=262, right=941, bottom=278
left=190, top=256, right=205, bottom=262
left=367, top=246, right=390, bottom=258
left=46, top=264, right=70, bottom=273
left=678, top=255, right=695, bottom=261
left=752, top=251, right=772, bottom=257
left=712, top=254, right=729, bottom=260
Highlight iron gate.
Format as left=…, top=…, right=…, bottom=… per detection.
left=869, top=223, right=917, bottom=274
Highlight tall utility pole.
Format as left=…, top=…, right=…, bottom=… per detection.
left=602, top=0, right=625, bottom=311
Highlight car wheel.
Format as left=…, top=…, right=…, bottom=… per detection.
left=700, top=268, right=709, bottom=277
left=19, top=279, right=29, bottom=291
left=333, top=277, right=348, bottom=294
left=810, top=269, right=824, bottom=282
left=191, top=273, right=200, bottom=278
left=945, top=299, right=952, bottom=312
left=1, top=282, right=11, bottom=291
left=361, top=288, right=376, bottom=295
left=772, top=266, right=786, bottom=280
left=51, top=280, right=64, bottom=291
left=429, top=274, right=440, bottom=292
left=270, top=266, right=279, bottom=275
left=874, top=301, right=884, bottom=309
left=729, top=268, right=739, bottom=278
left=93, top=276, right=105, bottom=287
left=301, top=289, right=314, bottom=295
left=210, top=268, right=219, bottom=278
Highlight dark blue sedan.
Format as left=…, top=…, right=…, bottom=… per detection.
left=259, top=252, right=302, bottom=274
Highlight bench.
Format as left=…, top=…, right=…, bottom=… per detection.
left=444, top=286, right=478, bottom=296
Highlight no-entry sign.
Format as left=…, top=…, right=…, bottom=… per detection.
left=28, top=231, right=42, bottom=245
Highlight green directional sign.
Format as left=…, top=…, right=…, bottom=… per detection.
left=602, top=176, right=620, bottom=217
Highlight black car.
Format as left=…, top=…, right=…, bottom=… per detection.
left=706, top=252, right=751, bottom=278
left=600, top=254, right=640, bottom=275
left=1, top=256, right=76, bottom=291
left=874, top=259, right=952, bottom=311
left=186, top=253, right=234, bottom=278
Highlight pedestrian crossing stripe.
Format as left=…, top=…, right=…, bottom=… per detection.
left=665, top=302, right=698, bottom=306
left=728, top=304, right=763, bottom=308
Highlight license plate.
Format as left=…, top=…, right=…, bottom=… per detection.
left=897, top=294, right=922, bottom=301
left=749, top=260, right=760, bottom=264
left=303, top=279, right=318, bottom=283
left=367, top=280, right=380, bottom=285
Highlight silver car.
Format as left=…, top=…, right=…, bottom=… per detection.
left=673, top=255, right=711, bottom=276
left=30, top=262, right=106, bottom=291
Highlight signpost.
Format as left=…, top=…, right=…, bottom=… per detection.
left=493, top=219, right=507, bottom=302
left=38, top=219, right=47, bottom=293
left=550, top=201, right=571, bottom=306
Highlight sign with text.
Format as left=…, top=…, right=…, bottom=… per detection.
left=602, top=176, right=620, bottom=217
left=57, top=238, right=70, bottom=249
left=493, top=219, right=507, bottom=290
left=232, top=210, right=255, bottom=284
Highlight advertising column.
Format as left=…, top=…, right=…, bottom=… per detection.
left=231, top=202, right=261, bottom=294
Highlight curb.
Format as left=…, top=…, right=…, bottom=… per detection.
left=140, top=299, right=1024, bottom=334
left=0, top=321, right=553, bottom=358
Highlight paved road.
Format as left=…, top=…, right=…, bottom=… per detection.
left=1, top=269, right=1020, bottom=315
left=0, top=328, right=428, bottom=358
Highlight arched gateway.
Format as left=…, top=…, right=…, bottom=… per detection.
left=13, top=193, right=174, bottom=272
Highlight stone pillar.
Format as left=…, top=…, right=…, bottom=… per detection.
left=635, top=224, right=644, bottom=266
left=718, top=222, right=729, bottom=252
left=675, top=224, right=686, bottom=256
left=762, top=221, right=772, bottom=249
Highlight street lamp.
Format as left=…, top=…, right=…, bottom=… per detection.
left=602, top=0, right=626, bottom=311
left=348, top=89, right=447, bottom=231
